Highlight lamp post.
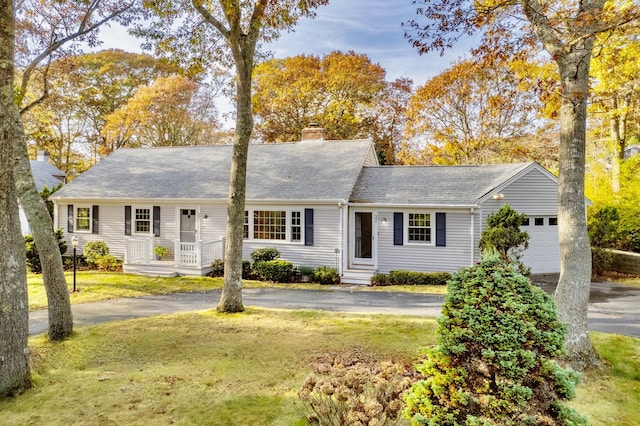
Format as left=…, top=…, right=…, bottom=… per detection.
left=71, top=235, right=78, bottom=293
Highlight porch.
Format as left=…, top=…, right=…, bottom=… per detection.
left=123, top=237, right=224, bottom=277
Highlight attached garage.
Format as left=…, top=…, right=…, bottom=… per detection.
left=521, top=216, right=560, bottom=273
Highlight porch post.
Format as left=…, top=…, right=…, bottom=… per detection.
left=174, top=240, right=179, bottom=267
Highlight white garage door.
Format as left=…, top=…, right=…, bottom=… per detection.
left=521, top=216, right=560, bottom=273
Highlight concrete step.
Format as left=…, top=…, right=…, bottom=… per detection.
left=341, top=269, right=375, bottom=285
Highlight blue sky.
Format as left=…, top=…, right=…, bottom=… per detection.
left=100, top=1, right=473, bottom=88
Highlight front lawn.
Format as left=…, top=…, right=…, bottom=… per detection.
left=1, top=309, right=638, bottom=425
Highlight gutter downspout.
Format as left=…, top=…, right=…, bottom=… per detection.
left=470, top=207, right=475, bottom=266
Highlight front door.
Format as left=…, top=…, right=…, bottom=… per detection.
left=180, top=209, right=197, bottom=242
left=350, top=210, right=375, bottom=267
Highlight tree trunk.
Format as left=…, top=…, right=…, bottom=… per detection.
left=14, top=131, right=74, bottom=340
left=554, top=50, right=600, bottom=370
left=218, top=42, right=253, bottom=313
left=0, top=0, right=31, bottom=397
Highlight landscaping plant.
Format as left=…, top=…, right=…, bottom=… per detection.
left=404, top=255, right=585, bottom=425
left=24, top=229, right=67, bottom=273
left=479, top=204, right=530, bottom=275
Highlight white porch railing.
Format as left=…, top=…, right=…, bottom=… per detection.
left=174, top=238, right=224, bottom=268
left=125, top=237, right=153, bottom=264
left=125, top=237, right=224, bottom=269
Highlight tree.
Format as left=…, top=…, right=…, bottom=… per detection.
left=139, top=0, right=329, bottom=312
left=14, top=0, right=138, bottom=340
left=590, top=31, right=640, bottom=193
left=102, top=75, right=221, bottom=148
left=252, top=51, right=409, bottom=163
left=0, top=0, right=31, bottom=397
left=402, top=59, right=551, bottom=165
left=479, top=204, right=530, bottom=275
left=406, top=0, right=640, bottom=370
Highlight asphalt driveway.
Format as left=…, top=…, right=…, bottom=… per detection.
left=28, top=281, right=640, bottom=338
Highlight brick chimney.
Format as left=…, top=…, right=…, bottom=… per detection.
left=300, top=123, right=326, bottom=142
left=37, top=150, right=50, bottom=163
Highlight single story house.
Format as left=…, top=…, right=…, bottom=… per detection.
left=50, top=130, right=561, bottom=283
left=21, top=150, right=66, bottom=234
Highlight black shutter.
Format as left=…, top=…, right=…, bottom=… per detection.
left=67, top=204, right=74, bottom=233
left=436, top=212, right=446, bottom=247
left=92, top=205, right=99, bottom=234
left=304, top=208, right=314, bottom=246
left=393, top=212, right=403, bottom=245
left=153, top=206, right=161, bottom=237
left=125, top=205, right=131, bottom=235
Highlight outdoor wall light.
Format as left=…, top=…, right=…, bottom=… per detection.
left=492, top=193, right=505, bottom=200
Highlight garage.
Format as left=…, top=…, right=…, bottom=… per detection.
left=521, top=216, right=561, bottom=273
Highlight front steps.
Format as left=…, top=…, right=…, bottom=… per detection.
left=341, top=269, right=375, bottom=285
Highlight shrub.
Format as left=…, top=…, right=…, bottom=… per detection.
left=209, top=259, right=254, bottom=279
left=83, top=241, right=110, bottom=269
left=24, top=229, right=68, bottom=274
left=298, top=350, right=417, bottom=425
left=591, top=247, right=614, bottom=276
left=254, top=259, right=297, bottom=282
left=312, top=266, right=340, bottom=285
left=404, top=255, right=585, bottom=425
left=95, top=254, right=121, bottom=272
left=250, top=247, right=280, bottom=264
left=370, top=270, right=451, bottom=286
left=210, top=259, right=225, bottom=277
left=479, top=204, right=530, bottom=275
left=370, top=273, right=391, bottom=286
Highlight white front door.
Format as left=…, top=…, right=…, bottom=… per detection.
left=180, top=208, right=197, bottom=242
left=350, top=210, right=376, bottom=268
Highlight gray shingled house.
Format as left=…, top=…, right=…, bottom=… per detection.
left=51, top=132, right=561, bottom=283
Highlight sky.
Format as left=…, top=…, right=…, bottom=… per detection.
left=100, top=1, right=474, bottom=88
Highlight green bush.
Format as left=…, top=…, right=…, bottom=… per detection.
left=95, top=254, right=121, bottom=272
left=83, top=241, right=110, bottom=269
left=404, top=255, right=585, bottom=425
left=591, top=247, right=614, bottom=276
left=588, top=205, right=621, bottom=248
left=370, top=270, right=451, bottom=286
left=479, top=204, right=530, bottom=275
left=250, top=247, right=280, bottom=264
left=254, top=259, right=297, bottom=283
left=209, top=259, right=254, bottom=279
left=312, top=266, right=340, bottom=285
left=24, top=229, right=68, bottom=274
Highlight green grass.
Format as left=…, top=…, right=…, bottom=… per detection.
left=0, top=310, right=637, bottom=425
left=28, top=272, right=447, bottom=312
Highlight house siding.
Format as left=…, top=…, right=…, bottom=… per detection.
left=241, top=204, right=342, bottom=269
left=57, top=201, right=342, bottom=269
left=376, top=208, right=474, bottom=274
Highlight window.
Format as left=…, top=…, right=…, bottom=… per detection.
left=253, top=210, right=286, bottom=240
left=76, top=207, right=91, bottom=232
left=522, top=218, right=530, bottom=226
left=243, top=211, right=249, bottom=239
left=534, top=217, right=544, bottom=226
left=291, top=211, right=301, bottom=242
left=549, top=217, right=558, bottom=226
left=135, top=208, right=151, bottom=234
left=407, top=213, right=431, bottom=243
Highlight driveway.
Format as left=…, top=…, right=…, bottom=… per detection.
left=28, top=282, right=640, bottom=337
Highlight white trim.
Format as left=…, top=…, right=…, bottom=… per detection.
left=131, top=205, right=153, bottom=236
left=74, top=205, right=93, bottom=233
left=349, top=202, right=479, bottom=209
left=349, top=208, right=377, bottom=268
left=404, top=211, right=435, bottom=246
left=244, top=208, right=305, bottom=244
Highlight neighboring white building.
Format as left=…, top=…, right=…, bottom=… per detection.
left=50, top=130, right=563, bottom=283
left=20, top=151, right=66, bottom=234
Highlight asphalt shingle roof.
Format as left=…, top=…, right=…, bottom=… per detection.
left=30, top=160, right=66, bottom=191
left=52, top=140, right=374, bottom=201
left=350, top=163, right=533, bottom=206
